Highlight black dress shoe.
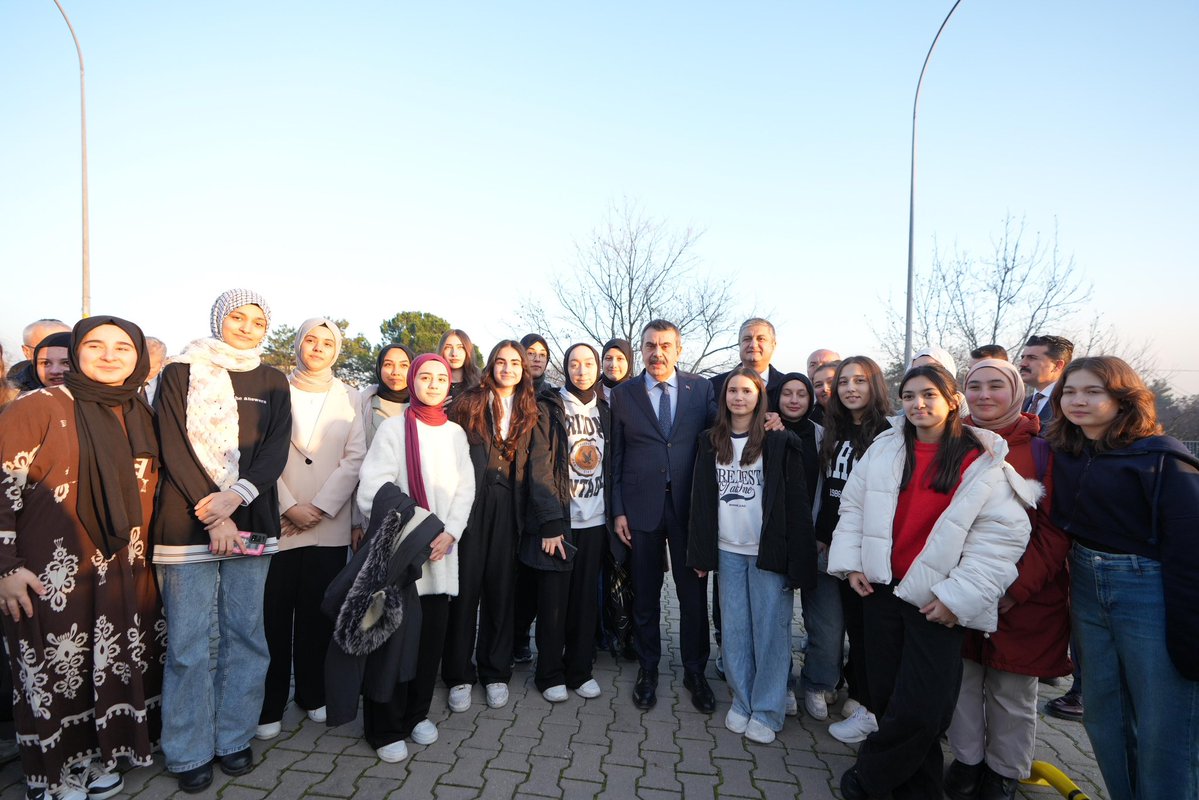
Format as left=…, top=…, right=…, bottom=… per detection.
left=979, top=766, right=1018, bottom=800
left=218, top=746, right=254, bottom=776
left=944, top=759, right=985, bottom=800
left=633, top=668, right=658, bottom=709
left=176, top=762, right=214, bottom=794
left=620, top=643, right=638, bottom=662
left=683, top=671, right=716, bottom=713
left=839, top=767, right=872, bottom=800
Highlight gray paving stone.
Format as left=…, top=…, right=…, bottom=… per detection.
left=678, top=771, right=720, bottom=800
left=308, top=754, right=378, bottom=797
left=439, top=746, right=497, bottom=789
left=556, top=779, right=602, bottom=799
left=712, top=756, right=762, bottom=799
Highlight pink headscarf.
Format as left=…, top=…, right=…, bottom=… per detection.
left=963, top=358, right=1024, bottom=432
left=404, top=354, right=452, bottom=511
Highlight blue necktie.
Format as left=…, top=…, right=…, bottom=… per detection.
left=657, top=382, right=672, bottom=436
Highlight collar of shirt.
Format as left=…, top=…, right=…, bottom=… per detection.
left=643, top=370, right=678, bottom=393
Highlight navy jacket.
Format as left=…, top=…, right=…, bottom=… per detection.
left=1051, top=435, right=1199, bottom=680
left=610, top=370, right=716, bottom=530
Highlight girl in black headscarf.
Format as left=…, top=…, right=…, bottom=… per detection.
left=598, top=337, right=636, bottom=658
left=0, top=317, right=165, bottom=799
left=359, top=344, right=415, bottom=449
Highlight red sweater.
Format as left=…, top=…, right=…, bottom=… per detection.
left=890, top=441, right=980, bottom=580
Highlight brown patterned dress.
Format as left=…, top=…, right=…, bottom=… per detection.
left=0, top=387, right=165, bottom=793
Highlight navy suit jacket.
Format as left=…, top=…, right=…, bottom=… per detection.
left=610, top=370, right=717, bottom=531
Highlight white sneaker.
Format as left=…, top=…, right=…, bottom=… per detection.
left=51, top=781, right=88, bottom=800
left=255, top=721, right=282, bottom=740
left=785, top=689, right=799, bottom=717
left=411, top=719, right=438, bottom=745
left=375, top=740, right=408, bottom=763
left=724, top=708, right=749, bottom=734
left=841, top=697, right=862, bottom=719
left=485, top=682, right=510, bottom=709
left=828, top=706, right=878, bottom=744
left=80, top=763, right=123, bottom=800
left=306, top=706, right=327, bottom=723
left=575, top=679, right=601, bottom=699
left=744, top=718, right=776, bottom=744
left=448, top=684, right=472, bottom=713
left=804, top=689, right=829, bottom=720
left=542, top=685, right=569, bottom=703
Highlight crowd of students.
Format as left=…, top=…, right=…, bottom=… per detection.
left=0, top=295, right=1195, bottom=800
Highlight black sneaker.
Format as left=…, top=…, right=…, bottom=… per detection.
left=943, top=759, right=984, bottom=800
left=979, top=765, right=1018, bottom=800
left=1045, top=690, right=1084, bottom=721
left=513, top=644, right=533, bottom=664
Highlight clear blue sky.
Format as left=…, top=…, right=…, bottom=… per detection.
left=3, top=2, right=1196, bottom=391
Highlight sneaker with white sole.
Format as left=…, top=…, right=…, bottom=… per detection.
left=542, top=685, right=569, bottom=703
left=448, top=684, right=472, bottom=712
left=306, top=706, right=327, bottom=723
left=744, top=718, right=776, bottom=744
left=785, top=689, right=799, bottom=717
left=804, top=689, right=829, bottom=720
left=485, top=682, right=509, bottom=708
left=411, top=719, right=438, bottom=745
left=80, top=763, right=123, bottom=800
left=375, top=740, right=408, bottom=763
left=575, top=679, right=601, bottom=699
left=724, top=708, right=749, bottom=734
left=829, top=705, right=878, bottom=744
left=841, top=697, right=862, bottom=719
left=255, top=721, right=282, bottom=741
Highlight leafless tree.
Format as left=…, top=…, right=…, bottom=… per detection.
left=877, top=216, right=1096, bottom=371
left=519, top=201, right=741, bottom=375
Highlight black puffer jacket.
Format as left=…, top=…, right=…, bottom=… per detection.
left=687, top=429, right=817, bottom=591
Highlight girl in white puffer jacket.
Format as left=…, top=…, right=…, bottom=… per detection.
left=827, top=364, right=1037, bottom=800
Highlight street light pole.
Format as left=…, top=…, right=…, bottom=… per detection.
left=904, top=0, right=964, bottom=368
left=50, top=0, right=89, bottom=318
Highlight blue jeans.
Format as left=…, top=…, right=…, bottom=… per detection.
left=800, top=550, right=844, bottom=694
left=160, top=557, right=272, bottom=772
left=1071, top=543, right=1199, bottom=800
left=718, top=550, right=792, bottom=731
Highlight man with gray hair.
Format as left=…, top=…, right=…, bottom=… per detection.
left=7, top=318, right=71, bottom=392
left=144, top=337, right=168, bottom=404
left=710, top=318, right=787, bottom=406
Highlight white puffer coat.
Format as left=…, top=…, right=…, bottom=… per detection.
left=827, top=416, right=1039, bottom=632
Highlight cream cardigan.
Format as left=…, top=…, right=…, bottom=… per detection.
left=827, top=417, right=1038, bottom=632
left=277, top=379, right=368, bottom=550
left=356, top=415, right=475, bottom=596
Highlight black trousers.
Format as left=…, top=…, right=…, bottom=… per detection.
left=513, top=562, right=539, bottom=651
left=260, top=544, right=346, bottom=723
left=533, top=525, right=605, bottom=691
left=443, top=483, right=517, bottom=686
left=855, top=584, right=965, bottom=800
left=363, top=594, right=449, bottom=748
left=839, top=576, right=872, bottom=707
left=630, top=496, right=710, bottom=674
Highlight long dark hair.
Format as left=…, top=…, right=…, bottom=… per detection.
left=450, top=340, right=539, bottom=461
left=1045, top=356, right=1162, bottom=456
left=710, top=366, right=767, bottom=466
left=819, top=356, right=892, bottom=471
left=898, top=364, right=981, bottom=493
left=438, top=328, right=481, bottom=389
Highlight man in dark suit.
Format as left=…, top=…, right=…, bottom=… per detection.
left=611, top=319, right=717, bottom=712
left=710, top=318, right=787, bottom=407
left=1018, top=335, right=1074, bottom=427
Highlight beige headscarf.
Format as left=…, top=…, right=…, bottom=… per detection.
left=289, top=317, right=343, bottom=392
left=963, top=358, right=1024, bottom=431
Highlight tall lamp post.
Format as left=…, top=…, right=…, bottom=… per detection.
left=50, top=0, right=89, bottom=318
left=904, top=0, right=964, bottom=368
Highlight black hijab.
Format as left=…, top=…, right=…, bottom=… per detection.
left=562, top=343, right=600, bottom=404
left=374, top=344, right=415, bottom=403
left=30, top=331, right=72, bottom=388
left=63, top=316, right=158, bottom=557
left=600, top=338, right=634, bottom=388
left=771, top=372, right=820, bottom=504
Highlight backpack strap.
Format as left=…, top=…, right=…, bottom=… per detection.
left=1031, top=436, right=1050, bottom=483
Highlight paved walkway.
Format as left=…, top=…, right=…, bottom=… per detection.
left=0, top=582, right=1107, bottom=799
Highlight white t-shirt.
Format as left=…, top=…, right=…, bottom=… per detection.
left=716, top=433, right=765, bottom=555
left=561, top=389, right=605, bottom=528
left=290, top=385, right=330, bottom=447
